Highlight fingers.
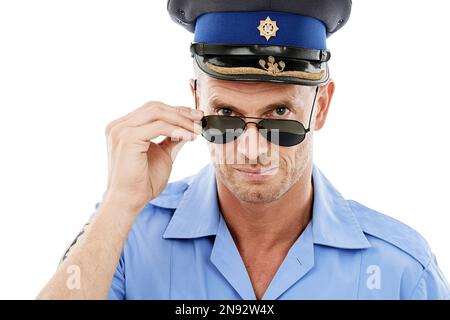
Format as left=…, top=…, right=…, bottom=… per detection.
left=105, top=101, right=202, bottom=136
left=105, top=101, right=205, bottom=171
left=105, top=102, right=204, bottom=149
left=113, top=120, right=199, bottom=155
left=102, top=102, right=203, bottom=209
left=104, top=106, right=143, bottom=136
left=126, top=103, right=203, bottom=133
left=133, top=120, right=199, bottom=142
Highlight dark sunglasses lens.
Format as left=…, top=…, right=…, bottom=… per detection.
left=201, top=116, right=245, bottom=144
left=260, top=119, right=307, bottom=147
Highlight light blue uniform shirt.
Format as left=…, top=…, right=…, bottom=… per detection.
left=106, top=164, right=450, bottom=299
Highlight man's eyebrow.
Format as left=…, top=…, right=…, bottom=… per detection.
left=209, top=98, right=299, bottom=115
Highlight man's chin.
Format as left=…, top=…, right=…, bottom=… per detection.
left=234, top=187, right=282, bottom=203
left=227, top=178, right=285, bottom=203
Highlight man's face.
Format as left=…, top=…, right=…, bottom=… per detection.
left=195, top=73, right=326, bottom=204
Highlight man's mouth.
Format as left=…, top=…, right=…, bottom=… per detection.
left=233, top=166, right=278, bottom=177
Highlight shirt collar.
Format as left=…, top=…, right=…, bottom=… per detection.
left=162, top=164, right=220, bottom=239
left=162, top=163, right=371, bottom=249
left=311, top=166, right=371, bottom=249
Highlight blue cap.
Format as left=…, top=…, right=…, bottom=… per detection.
left=167, top=0, right=352, bottom=85
left=194, top=11, right=327, bottom=50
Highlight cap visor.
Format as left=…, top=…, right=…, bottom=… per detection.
left=194, top=54, right=328, bottom=86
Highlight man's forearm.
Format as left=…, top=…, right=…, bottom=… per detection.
left=37, top=197, right=139, bottom=299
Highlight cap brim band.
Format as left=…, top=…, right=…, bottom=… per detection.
left=191, top=43, right=331, bottom=63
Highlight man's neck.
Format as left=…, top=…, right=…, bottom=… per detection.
left=216, top=165, right=314, bottom=251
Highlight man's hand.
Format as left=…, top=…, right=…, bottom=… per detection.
left=37, top=102, right=203, bottom=300
left=104, top=101, right=203, bottom=213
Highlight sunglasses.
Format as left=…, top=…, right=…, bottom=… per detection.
left=199, top=86, right=319, bottom=147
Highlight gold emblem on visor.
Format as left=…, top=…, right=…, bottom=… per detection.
left=258, top=16, right=279, bottom=41
left=259, top=56, right=285, bottom=74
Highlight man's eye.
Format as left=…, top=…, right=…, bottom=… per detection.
left=217, top=108, right=234, bottom=116
left=272, top=106, right=288, bottom=116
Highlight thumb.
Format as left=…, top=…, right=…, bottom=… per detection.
left=158, top=136, right=189, bottom=164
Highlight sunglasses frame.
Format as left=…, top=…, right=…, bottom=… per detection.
left=194, top=80, right=320, bottom=146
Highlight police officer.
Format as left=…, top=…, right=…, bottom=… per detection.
left=38, top=0, right=450, bottom=299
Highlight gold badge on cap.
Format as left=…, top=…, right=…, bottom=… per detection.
left=258, top=16, right=279, bottom=41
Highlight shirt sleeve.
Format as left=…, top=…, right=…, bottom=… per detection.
left=107, top=252, right=126, bottom=300
left=409, top=254, right=450, bottom=300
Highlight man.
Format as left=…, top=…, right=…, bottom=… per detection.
left=38, top=0, right=449, bottom=299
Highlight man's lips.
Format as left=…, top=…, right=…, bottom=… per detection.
left=233, top=166, right=278, bottom=176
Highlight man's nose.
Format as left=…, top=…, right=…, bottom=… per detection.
left=236, top=123, right=269, bottom=163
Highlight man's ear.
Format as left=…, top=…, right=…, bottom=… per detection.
left=314, top=79, right=335, bottom=130
left=189, top=78, right=199, bottom=110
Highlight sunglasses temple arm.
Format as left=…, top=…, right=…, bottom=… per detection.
left=305, top=85, right=320, bottom=133
left=193, top=79, right=198, bottom=110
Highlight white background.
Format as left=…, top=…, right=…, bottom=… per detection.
left=0, top=0, right=449, bottom=299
